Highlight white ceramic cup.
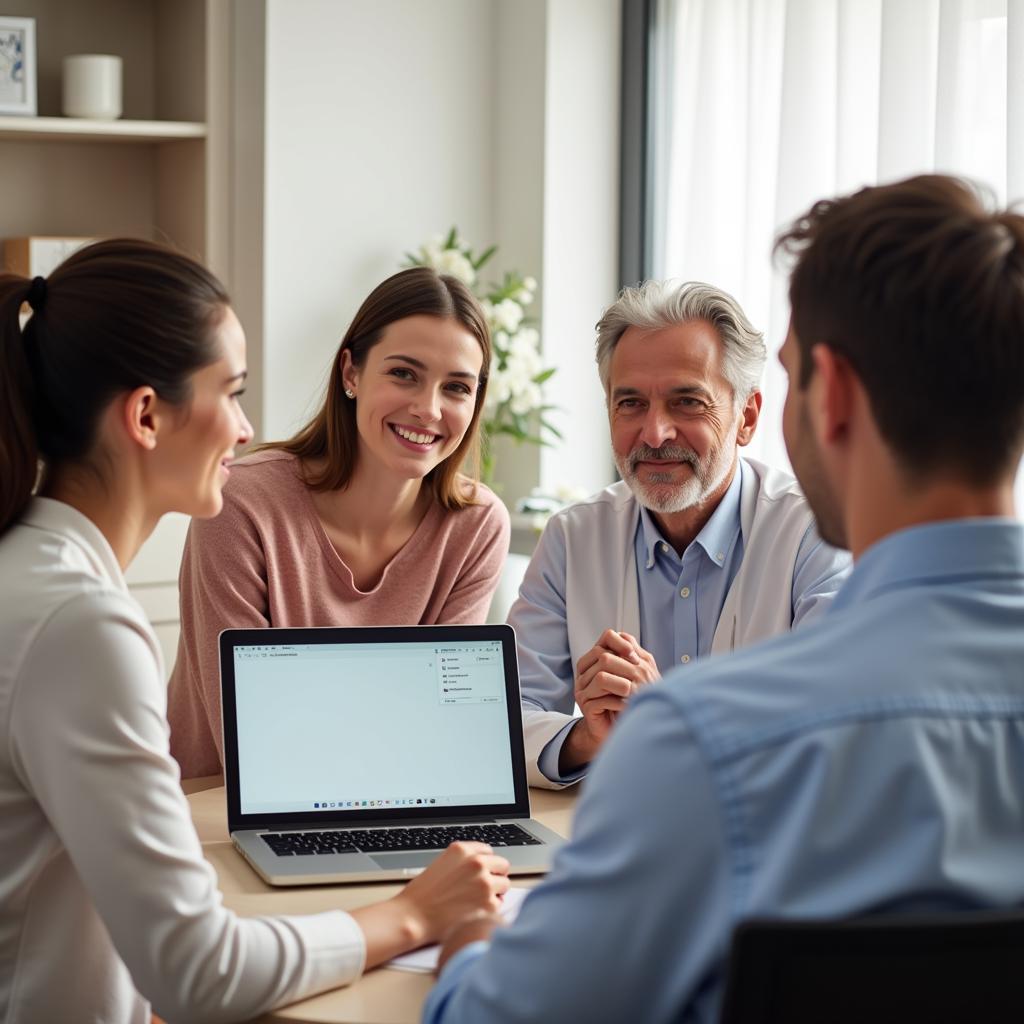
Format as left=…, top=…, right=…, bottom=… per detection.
left=62, top=54, right=123, bottom=120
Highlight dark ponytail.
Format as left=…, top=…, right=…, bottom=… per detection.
left=0, top=278, right=40, bottom=534
left=0, top=238, right=230, bottom=536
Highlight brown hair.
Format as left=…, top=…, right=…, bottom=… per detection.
left=775, top=174, right=1024, bottom=483
left=0, top=238, right=230, bottom=535
left=265, top=266, right=491, bottom=510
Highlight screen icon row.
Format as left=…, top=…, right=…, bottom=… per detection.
left=312, top=797, right=438, bottom=809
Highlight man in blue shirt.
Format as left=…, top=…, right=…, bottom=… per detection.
left=425, top=174, right=1024, bottom=1024
left=512, top=281, right=850, bottom=787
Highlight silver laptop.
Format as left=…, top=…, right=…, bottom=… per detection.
left=220, top=624, right=565, bottom=885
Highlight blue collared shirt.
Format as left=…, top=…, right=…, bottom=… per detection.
left=634, top=464, right=745, bottom=672
left=426, top=518, right=1024, bottom=1024
left=533, top=460, right=849, bottom=782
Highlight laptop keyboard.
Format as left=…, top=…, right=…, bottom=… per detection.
left=261, top=823, right=543, bottom=857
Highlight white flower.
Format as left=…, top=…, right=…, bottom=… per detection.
left=436, top=248, right=476, bottom=286
left=508, top=327, right=539, bottom=358
left=504, top=329, right=542, bottom=381
left=491, top=298, right=524, bottom=333
left=510, top=382, right=542, bottom=415
left=514, top=287, right=534, bottom=304
left=484, top=367, right=513, bottom=416
left=507, top=363, right=533, bottom=392
left=421, top=241, right=443, bottom=266
left=491, top=329, right=510, bottom=358
left=506, top=347, right=542, bottom=381
left=483, top=389, right=501, bottom=417
left=523, top=276, right=537, bottom=291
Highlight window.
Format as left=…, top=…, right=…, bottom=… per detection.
left=629, top=0, right=1023, bottom=502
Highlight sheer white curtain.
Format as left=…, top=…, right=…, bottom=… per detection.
left=651, top=0, right=1024, bottom=506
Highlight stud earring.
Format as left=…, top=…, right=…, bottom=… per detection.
left=344, top=388, right=355, bottom=399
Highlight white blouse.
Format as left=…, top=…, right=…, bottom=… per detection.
left=0, top=499, right=365, bottom=1023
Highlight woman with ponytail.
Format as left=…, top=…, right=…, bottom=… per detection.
left=0, top=241, right=509, bottom=1024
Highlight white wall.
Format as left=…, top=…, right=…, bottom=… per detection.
left=489, top=0, right=547, bottom=505
left=262, top=0, right=498, bottom=440
left=539, top=0, right=619, bottom=496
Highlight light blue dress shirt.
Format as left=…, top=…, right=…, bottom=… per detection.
left=426, top=519, right=1024, bottom=1024
left=531, top=460, right=850, bottom=782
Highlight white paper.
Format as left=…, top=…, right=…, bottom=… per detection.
left=386, top=887, right=529, bottom=973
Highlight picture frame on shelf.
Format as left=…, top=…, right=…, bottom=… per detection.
left=0, top=16, right=36, bottom=116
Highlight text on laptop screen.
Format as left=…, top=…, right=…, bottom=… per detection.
left=233, top=640, right=516, bottom=815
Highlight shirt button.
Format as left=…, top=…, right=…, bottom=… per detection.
left=679, top=586, right=690, bottom=598
left=680, top=654, right=690, bottom=664
left=716, top=551, right=725, bottom=562
left=660, top=542, right=670, bottom=553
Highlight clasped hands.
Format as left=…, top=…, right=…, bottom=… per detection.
left=559, top=628, right=660, bottom=775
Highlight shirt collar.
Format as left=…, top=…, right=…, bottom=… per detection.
left=638, top=461, right=743, bottom=570
left=833, top=518, right=1024, bottom=611
left=20, top=497, right=128, bottom=593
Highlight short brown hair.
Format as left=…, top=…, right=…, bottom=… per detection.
left=775, top=174, right=1024, bottom=483
left=265, top=267, right=491, bottom=510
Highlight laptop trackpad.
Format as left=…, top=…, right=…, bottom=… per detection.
left=370, top=852, right=437, bottom=871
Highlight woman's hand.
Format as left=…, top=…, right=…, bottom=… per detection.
left=350, top=842, right=510, bottom=969
left=394, top=842, right=511, bottom=945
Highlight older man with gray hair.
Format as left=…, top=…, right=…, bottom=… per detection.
left=510, top=280, right=850, bottom=787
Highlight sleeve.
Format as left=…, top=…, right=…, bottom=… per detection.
left=506, top=519, right=582, bottom=788
left=790, top=522, right=852, bottom=628
left=10, top=595, right=366, bottom=1023
left=168, top=488, right=271, bottom=774
left=437, top=492, right=512, bottom=624
left=422, top=686, right=735, bottom=1024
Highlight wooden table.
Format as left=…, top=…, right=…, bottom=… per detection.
left=186, top=781, right=577, bottom=1023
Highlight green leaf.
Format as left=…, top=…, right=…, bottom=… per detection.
left=533, top=368, right=557, bottom=384
left=444, top=226, right=458, bottom=249
left=473, top=244, right=497, bottom=270
left=540, top=419, right=564, bottom=439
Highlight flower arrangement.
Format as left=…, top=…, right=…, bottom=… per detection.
left=403, top=228, right=560, bottom=482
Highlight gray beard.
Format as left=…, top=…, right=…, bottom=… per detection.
left=615, top=442, right=734, bottom=514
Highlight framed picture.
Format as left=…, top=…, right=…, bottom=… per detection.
left=0, top=16, right=36, bottom=116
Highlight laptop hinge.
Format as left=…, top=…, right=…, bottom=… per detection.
left=239, top=812, right=530, bottom=832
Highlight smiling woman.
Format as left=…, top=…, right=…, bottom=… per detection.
left=168, top=267, right=511, bottom=779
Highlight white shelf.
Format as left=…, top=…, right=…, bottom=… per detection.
left=0, top=115, right=206, bottom=143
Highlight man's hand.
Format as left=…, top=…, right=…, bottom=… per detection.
left=435, top=910, right=505, bottom=975
left=558, top=629, right=659, bottom=774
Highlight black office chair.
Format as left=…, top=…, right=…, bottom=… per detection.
left=717, top=910, right=1024, bottom=1024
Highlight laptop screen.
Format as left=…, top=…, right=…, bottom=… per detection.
left=220, top=626, right=526, bottom=826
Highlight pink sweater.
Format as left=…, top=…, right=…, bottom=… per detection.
left=167, top=451, right=511, bottom=778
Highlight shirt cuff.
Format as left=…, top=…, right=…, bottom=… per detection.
left=422, top=941, right=490, bottom=1024
left=277, top=909, right=367, bottom=995
left=537, top=719, right=589, bottom=786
